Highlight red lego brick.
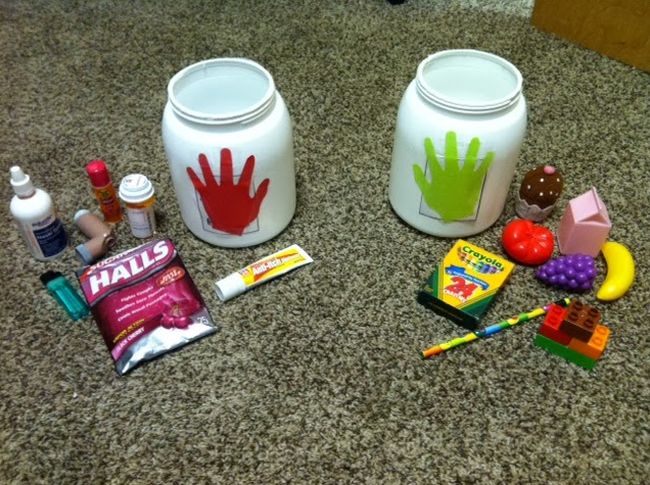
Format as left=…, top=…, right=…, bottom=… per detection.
left=538, top=303, right=572, bottom=345
left=569, top=324, right=611, bottom=360
left=560, top=300, right=601, bottom=342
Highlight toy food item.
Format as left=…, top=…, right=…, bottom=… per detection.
left=557, top=187, right=611, bottom=257
left=596, top=241, right=635, bottom=301
left=515, top=165, right=563, bottom=222
left=536, top=254, right=597, bottom=292
left=501, top=219, right=554, bottom=265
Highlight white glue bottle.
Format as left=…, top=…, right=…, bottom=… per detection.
left=10, top=166, right=68, bottom=261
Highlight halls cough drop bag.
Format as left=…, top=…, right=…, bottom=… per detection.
left=78, top=238, right=217, bottom=375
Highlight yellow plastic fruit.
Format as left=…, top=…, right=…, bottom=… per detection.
left=597, top=241, right=635, bottom=301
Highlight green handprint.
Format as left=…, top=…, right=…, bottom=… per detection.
left=413, top=131, right=494, bottom=223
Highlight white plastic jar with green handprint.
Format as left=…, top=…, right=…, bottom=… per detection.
left=162, top=58, right=295, bottom=248
left=389, top=50, right=526, bottom=237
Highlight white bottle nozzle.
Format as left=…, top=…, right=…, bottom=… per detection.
left=10, top=166, right=27, bottom=182
left=10, top=166, right=35, bottom=197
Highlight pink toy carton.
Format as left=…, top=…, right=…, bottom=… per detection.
left=558, top=187, right=611, bottom=257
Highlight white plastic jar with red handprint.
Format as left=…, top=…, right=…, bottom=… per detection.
left=389, top=50, right=527, bottom=237
left=162, top=58, right=295, bottom=247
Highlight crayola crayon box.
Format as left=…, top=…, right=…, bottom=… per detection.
left=417, top=240, right=514, bottom=330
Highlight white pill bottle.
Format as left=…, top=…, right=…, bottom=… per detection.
left=162, top=58, right=295, bottom=248
left=389, top=50, right=527, bottom=237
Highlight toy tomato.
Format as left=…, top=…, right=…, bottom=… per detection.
left=501, top=219, right=554, bottom=265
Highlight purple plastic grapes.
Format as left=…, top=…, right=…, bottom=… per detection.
left=536, top=254, right=597, bottom=292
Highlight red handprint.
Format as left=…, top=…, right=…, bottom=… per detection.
left=187, top=149, right=270, bottom=235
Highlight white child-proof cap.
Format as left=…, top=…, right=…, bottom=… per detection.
left=215, top=272, right=247, bottom=302
left=118, top=174, right=154, bottom=204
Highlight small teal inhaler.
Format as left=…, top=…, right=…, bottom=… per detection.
left=40, top=271, right=89, bottom=321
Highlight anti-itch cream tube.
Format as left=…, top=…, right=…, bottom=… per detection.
left=215, top=244, right=313, bottom=301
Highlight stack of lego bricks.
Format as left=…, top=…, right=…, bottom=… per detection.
left=534, top=300, right=611, bottom=369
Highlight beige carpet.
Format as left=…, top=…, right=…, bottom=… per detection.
left=1, top=1, right=649, bottom=483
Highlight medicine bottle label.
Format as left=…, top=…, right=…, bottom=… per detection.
left=29, top=216, right=68, bottom=257
left=126, top=206, right=156, bottom=238
left=95, top=186, right=122, bottom=221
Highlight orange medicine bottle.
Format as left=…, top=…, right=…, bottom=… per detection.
left=86, top=160, right=122, bottom=223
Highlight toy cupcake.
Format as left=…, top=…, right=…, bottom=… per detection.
left=515, top=165, right=564, bottom=222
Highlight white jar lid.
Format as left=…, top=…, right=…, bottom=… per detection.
left=118, top=174, right=154, bottom=203
left=215, top=272, right=247, bottom=302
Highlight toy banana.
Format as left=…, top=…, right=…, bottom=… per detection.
left=597, top=241, right=635, bottom=301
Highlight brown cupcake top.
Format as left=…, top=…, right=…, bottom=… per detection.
left=519, top=165, right=563, bottom=209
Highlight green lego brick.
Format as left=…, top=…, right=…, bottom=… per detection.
left=534, top=333, right=597, bottom=370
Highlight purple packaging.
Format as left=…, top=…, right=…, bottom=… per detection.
left=78, top=238, right=217, bottom=375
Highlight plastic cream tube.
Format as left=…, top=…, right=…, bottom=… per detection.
left=215, top=244, right=313, bottom=301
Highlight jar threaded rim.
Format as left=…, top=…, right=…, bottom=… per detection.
left=416, top=50, right=523, bottom=114
left=167, top=58, right=276, bottom=125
